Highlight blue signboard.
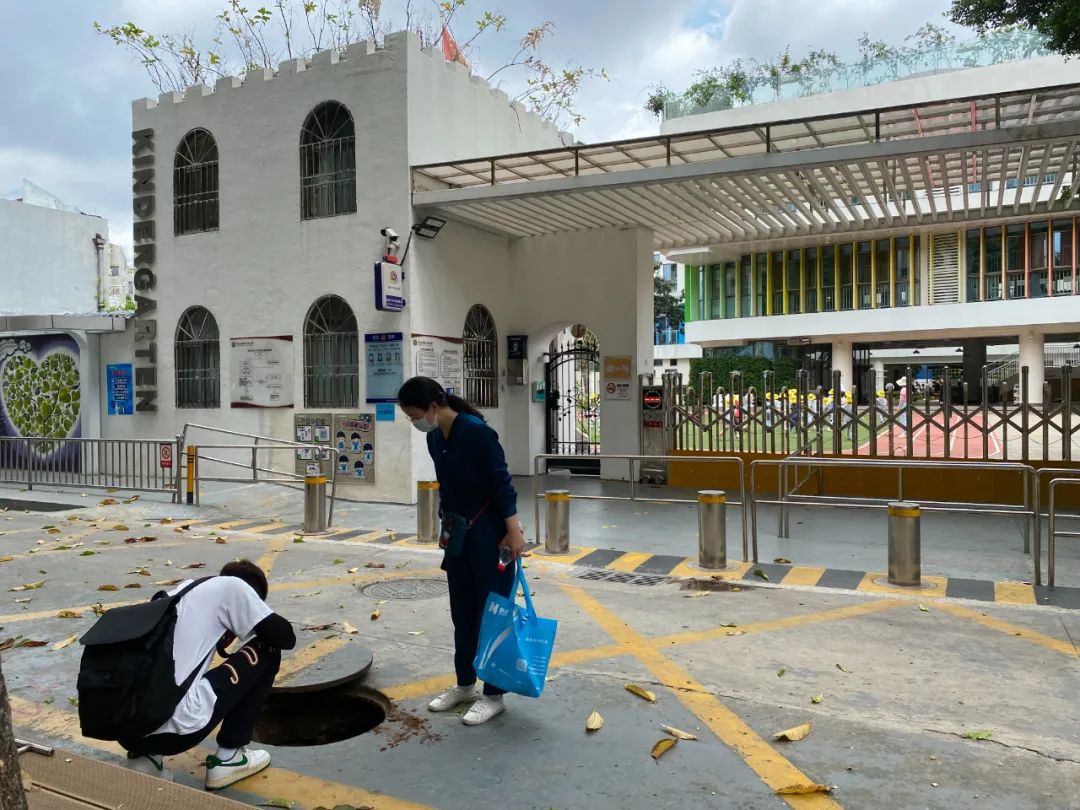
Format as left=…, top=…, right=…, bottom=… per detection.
left=365, top=332, right=404, bottom=403
left=107, top=363, right=133, bottom=416
left=375, top=403, right=396, bottom=422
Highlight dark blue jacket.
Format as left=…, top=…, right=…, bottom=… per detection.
left=427, top=413, right=517, bottom=527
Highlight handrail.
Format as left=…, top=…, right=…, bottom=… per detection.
left=532, top=453, right=749, bottom=562
left=1048, top=478, right=1080, bottom=587
left=750, top=457, right=1039, bottom=584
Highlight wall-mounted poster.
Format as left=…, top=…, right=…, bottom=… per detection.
left=411, top=334, right=463, bottom=395
left=333, top=413, right=375, bottom=484
left=365, top=332, right=404, bottom=403
left=294, top=412, right=331, bottom=476
left=603, top=355, right=632, bottom=401
left=231, top=336, right=294, bottom=408
left=107, top=363, right=134, bottom=416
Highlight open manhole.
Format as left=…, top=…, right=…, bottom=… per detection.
left=680, top=578, right=755, bottom=593
left=253, top=685, right=390, bottom=747
left=360, top=577, right=448, bottom=601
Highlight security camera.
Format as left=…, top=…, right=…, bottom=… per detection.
left=380, top=227, right=399, bottom=242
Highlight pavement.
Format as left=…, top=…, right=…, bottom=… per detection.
left=2, top=482, right=1080, bottom=809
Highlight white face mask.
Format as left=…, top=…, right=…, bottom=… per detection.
left=411, top=414, right=438, bottom=433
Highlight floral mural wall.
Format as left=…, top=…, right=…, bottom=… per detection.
left=0, top=335, right=82, bottom=465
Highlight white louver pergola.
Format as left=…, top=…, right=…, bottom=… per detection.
left=411, top=84, right=1080, bottom=251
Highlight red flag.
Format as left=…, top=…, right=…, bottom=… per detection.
left=441, top=25, right=467, bottom=67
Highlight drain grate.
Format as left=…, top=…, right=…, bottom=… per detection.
left=575, top=569, right=669, bottom=587
left=360, top=577, right=449, bottom=600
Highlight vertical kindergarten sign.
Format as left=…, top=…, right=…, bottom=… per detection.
left=107, top=364, right=134, bottom=416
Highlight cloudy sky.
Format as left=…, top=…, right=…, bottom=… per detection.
left=0, top=0, right=962, bottom=252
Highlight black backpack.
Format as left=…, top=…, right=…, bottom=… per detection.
left=77, top=578, right=210, bottom=741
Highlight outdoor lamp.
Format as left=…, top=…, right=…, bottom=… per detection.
left=412, top=216, right=447, bottom=239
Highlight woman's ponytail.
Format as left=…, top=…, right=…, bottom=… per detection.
left=398, top=376, right=485, bottom=421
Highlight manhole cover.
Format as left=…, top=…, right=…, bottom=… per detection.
left=360, top=577, right=448, bottom=600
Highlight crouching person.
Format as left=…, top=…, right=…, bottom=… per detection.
left=77, top=559, right=295, bottom=791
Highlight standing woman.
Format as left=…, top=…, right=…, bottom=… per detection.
left=397, top=376, right=525, bottom=725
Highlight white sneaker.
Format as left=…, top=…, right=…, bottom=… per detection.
left=428, top=684, right=480, bottom=712
left=205, top=747, right=271, bottom=791
left=462, top=695, right=505, bottom=726
left=124, top=753, right=174, bottom=782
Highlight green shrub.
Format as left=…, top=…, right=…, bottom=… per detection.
left=689, top=356, right=799, bottom=391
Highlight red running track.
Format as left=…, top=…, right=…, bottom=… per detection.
left=854, top=412, right=1003, bottom=459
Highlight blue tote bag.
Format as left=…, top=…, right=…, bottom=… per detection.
left=473, top=564, right=558, bottom=698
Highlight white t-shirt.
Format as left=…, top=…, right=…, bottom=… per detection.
left=150, top=576, right=272, bottom=736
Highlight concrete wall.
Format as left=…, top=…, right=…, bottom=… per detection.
left=0, top=200, right=106, bottom=317
left=661, top=56, right=1080, bottom=136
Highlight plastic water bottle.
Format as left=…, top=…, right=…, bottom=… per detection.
left=497, top=546, right=514, bottom=572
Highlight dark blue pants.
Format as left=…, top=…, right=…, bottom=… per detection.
left=443, top=528, right=515, bottom=696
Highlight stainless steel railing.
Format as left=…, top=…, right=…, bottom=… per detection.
left=0, top=436, right=177, bottom=494
left=1048, top=478, right=1080, bottom=588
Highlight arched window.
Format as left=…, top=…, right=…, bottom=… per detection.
left=463, top=304, right=498, bottom=409
left=173, top=128, right=219, bottom=235
left=175, top=306, right=221, bottom=408
left=304, top=295, right=358, bottom=408
left=300, top=101, right=356, bottom=220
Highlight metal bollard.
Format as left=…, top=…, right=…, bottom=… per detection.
left=545, top=490, right=570, bottom=554
left=417, top=481, right=440, bottom=543
left=887, top=502, right=921, bottom=586
left=303, top=475, right=328, bottom=534
left=697, top=490, right=727, bottom=569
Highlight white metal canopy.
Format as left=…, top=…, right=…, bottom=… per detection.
left=411, top=84, right=1080, bottom=250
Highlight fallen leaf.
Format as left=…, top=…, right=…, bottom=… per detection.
left=56, top=610, right=82, bottom=619
left=46, top=528, right=61, bottom=535
left=725, top=630, right=745, bottom=637
left=661, top=725, right=698, bottom=741
left=370, top=609, right=381, bottom=621
left=261, top=800, right=293, bottom=809
left=683, top=592, right=708, bottom=599
left=123, top=536, right=156, bottom=544
left=91, top=603, right=105, bottom=616
left=155, top=579, right=182, bottom=586
left=332, top=559, right=345, bottom=565
left=98, top=499, right=118, bottom=506
left=395, top=561, right=411, bottom=569
left=773, top=722, right=812, bottom=742
left=963, top=729, right=993, bottom=741
left=79, top=550, right=97, bottom=557
left=10, top=581, right=45, bottom=592
left=97, top=584, right=119, bottom=592
left=13, top=598, right=31, bottom=604
left=753, top=568, right=769, bottom=581
left=301, top=623, right=335, bottom=632
left=364, top=562, right=386, bottom=569
left=810, top=694, right=823, bottom=705
left=0, top=556, right=13, bottom=563
left=52, top=634, right=78, bottom=651
left=94, top=540, right=110, bottom=546
left=43, top=697, right=53, bottom=704
left=625, top=684, right=657, bottom=703
left=918, top=604, right=929, bottom=612
left=216, top=537, right=227, bottom=545
left=124, top=583, right=143, bottom=589
left=586, top=710, right=604, bottom=732
left=836, top=663, right=852, bottom=673
left=773, top=557, right=791, bottom=564
left=112, top=525, right=129, bottom=532
left=181, top=563, right=206, bottom=569
left=777, top=668, right=786, bottom=677
left=293, top=538, right=305, bottom=544
left=347, top=567, right=359, bottom=574
left=407, top=630, right=424, bottom=636
left=776, top=783, right=831, bottom=796
left=650, top=737, right=677, bottom=760
left=124, top=496, right=140, bottom=504
left=343, top=621, right=359, bottom=634
left=54, top=545, right=73, bottom=551
left=720, top=622, right=738, bottom=628
left=66, top=516, right=79, bottom=522
left=127, top=567, right=151, bottom=576
left=68, top=697, right=79, bottom=707
left=160, top=518, right=173, bottom=525
left=291, top=591, right=321, bottom=599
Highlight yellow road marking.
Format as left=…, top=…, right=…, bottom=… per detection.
left=936, top=602, right=1079, bottom=658
left=781, top=566, right=826, bottom=587
left=855, top=572, right=947, bottom=598
left=393, top=536, right=439, bottom=550
left=212, top=519, right=260, bottom=530
left=994, top=581, right=1036, bottom=605
left=0, top=599, right=138, bottom=625
left=334, top=530, right=392, bottom=543
left=560, top=585, right=843, bottom=809
left=606, top=551, right=653, bottom=573
left=256, top=536, right=289, bottom=574
left=667, top=559, right=752, bottom=579
left=241, top=522, right=288, bottom=534
left=9, top=697, right=433, bottom=810
left=529, top=546, right=597, bottom=566
left=277, top=636, right=350, bottom=683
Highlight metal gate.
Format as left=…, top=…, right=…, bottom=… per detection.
left=546, top=328, right=600, bottom=473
